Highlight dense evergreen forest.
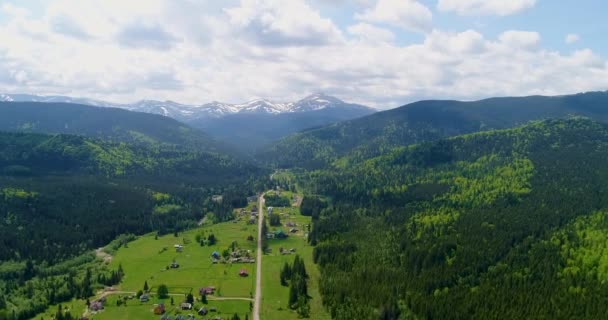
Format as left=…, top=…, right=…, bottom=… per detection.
left=0, top=102, right=226, bottom=152
left=0, top=130, right=267, bottom=319
left=293, top=118, right=608, bottom=319
left=261, top=91, right=608, bottom=169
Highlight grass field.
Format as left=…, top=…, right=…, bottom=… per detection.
left=32, top=194, right=330, bottom=319
left=87, top=296, right=250, bottom=320
left=260, top=202, right=331, bottom=320
left=108, top=221, right=258, bottom=298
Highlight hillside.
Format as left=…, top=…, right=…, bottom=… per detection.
left=0, top=130, right=266, bottom=319
left=0, top=94, right=375, bottom=152
left=262, top=91, right=608, bottom=169
left=0, top=102, right=222, bottom=151
left=303, top=118, right=608, bottom=319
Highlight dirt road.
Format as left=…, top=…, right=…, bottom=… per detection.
left=253, top=194, right=265, bottom=320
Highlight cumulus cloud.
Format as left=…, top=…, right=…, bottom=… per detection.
left=116, top=22, right=179, bottom=50
left=355, top=0, right=433, bottom=33
left=347, top=23, right=395, bottom=43
left=0, top=1, right=606, bottom=109
left=438, top=0, right=536, bottom=16
left=498, top=30, right=540, bottom=50
left=565, top=33, right=580, bottom=44
left=224, top=0, right=343, bottom=46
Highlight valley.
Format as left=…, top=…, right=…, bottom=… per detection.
left=3, top=92, right=608, bottom=320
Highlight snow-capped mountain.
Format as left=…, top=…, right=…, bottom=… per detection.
left=0, top=93, right=375, bottom=122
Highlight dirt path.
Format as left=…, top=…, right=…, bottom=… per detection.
left=253, top=194, right=265, bottom=320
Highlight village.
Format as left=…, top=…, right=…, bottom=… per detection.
left=58, top=188, right=324, bottom=320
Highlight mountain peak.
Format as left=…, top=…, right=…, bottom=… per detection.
left=0, top=92, right=374, bottom=119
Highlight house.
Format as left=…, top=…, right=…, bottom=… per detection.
left=140, top=293, right=150, bottom=302
left=211, top=195, right=223, bottom=202
left=274, top=230, right=288, bottom=239
left=239, top=269, right=249, bottom=277
left=198, top=307, right=208, bottom=316
left=199, top=286, right=216, bottom=295
left=154, top=303, right=166, bottom=315
left=181, top=302, right=192, bottom=310
left=89, top=300, right=104, bottom=312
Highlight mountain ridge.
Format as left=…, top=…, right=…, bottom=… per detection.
left=261, top=90, right=608, bottom=169
left=0, top=92, right=375, bottom=121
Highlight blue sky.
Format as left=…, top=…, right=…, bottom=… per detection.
left=0, top=0, right=607, bottom=109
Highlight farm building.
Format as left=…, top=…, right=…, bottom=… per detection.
left=89, top=300, right=104, bottom=312
left=199, top=286, right=216, bottom=295
left=153, top=303, right=166, bottom=315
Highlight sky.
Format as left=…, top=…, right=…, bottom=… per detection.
left=0, top=0, right=607, bottom=109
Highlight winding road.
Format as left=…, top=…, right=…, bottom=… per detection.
left=253, top=194, right=265, bottom=320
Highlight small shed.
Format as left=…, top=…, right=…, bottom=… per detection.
left=181, top=302, right=192, bottom=310
left=154, top=303, right=166, bottom=315
left=139, top=293, right=150, bottom=302
left=211, top=251, right=220, bottom=259
left=239, top=269, right=249, bottom=277
left=198, top=307, right=208, bottom=316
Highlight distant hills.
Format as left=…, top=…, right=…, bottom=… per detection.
left=0, top=101, right=227, bottom=154
left=1, top=93, right=376, bottom=151
left=0, top=92, right=375, bottom=120
left=262, top=91, right=608, bottom=169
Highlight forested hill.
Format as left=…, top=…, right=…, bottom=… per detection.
left=0, top=102, right=223, bottom=152
left=0, top=130, right=266, bottom=319
left=305, top=118, right=608, bottom=319
left=262, top=91, right=608, bottom=169
left=0, top=131, right=260, bottom=184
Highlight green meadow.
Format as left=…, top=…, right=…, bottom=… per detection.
left=78, top=208, right=257, bottom=319
left=260, top=203, right=331, bottom=320
left=32, top=194, right=330, bottom=319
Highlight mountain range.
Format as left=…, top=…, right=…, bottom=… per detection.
left=0, top=93, right=375, bottom=121
left=1, top=93, right=376, bottom=152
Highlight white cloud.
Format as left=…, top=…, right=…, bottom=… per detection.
left=355, top=0, right=433, bottom=33
left=224, top=0, right=344, bottom=46
left=565, top=33, right=580, bottom=44
left=347, top=23, right=395, bottom=43
left=438, top=0, right=536, bottom=16
left=498, top=30, right=540, bottom=50
left=0, top=1, right=606, bottom=109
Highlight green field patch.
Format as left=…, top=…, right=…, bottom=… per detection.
left=260, top=200, right=330, bottom=320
